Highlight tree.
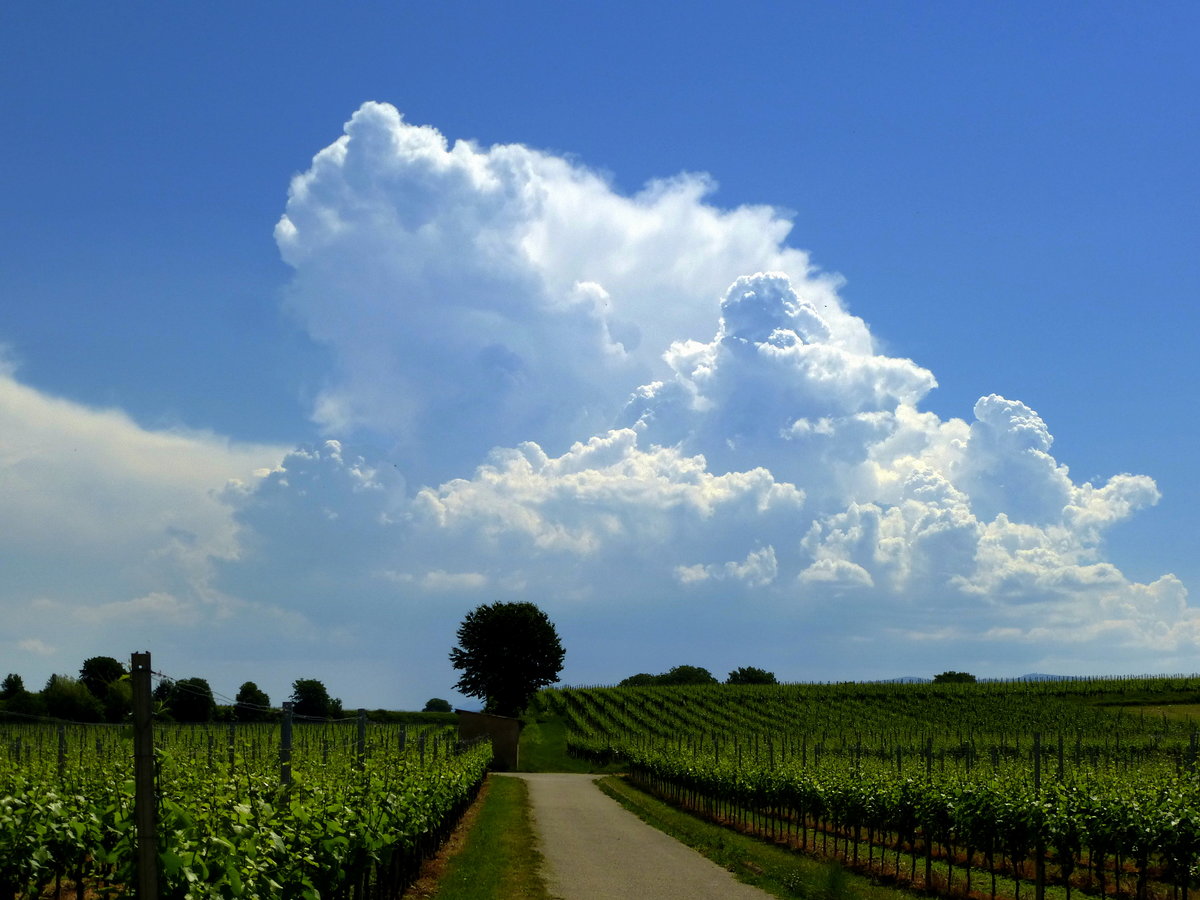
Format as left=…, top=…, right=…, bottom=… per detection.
left=79, top=656, right=127, bottom=699
left=291, top=678, right=335, bottom=719
left=235, top=681, right=272, bottom=721
left=933, top=671, right=977, bottom=684
left=423, top=698, right=453, bottom=713
left=170, top=677, right=217, bottom=722
left=619, top=666, right=720, bottom=686
left=658, top=665, right=718, bottom=686
left=1, top=685, right=42, bottom=719
left=102, top=678, right=133, bottom=722
left=42, top=674, right=103, bottom=722
left=727, top=666, right=778, bottom=685
left=1, top=673, right=24, bottom=700
left=450, top=601, right=565, bottom=717
left=618, top=673, right=659, bottom=687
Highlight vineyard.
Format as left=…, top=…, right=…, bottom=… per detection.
left=1, top=705, right=491, bottom=899
left=542, top=677, right=1200, bottom=900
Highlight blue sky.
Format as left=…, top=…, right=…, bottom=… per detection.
left=2, top=2, right=1198, bottom=709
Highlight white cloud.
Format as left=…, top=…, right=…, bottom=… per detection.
left=275, top=103, right=869, bottom=487
left=18, top=638, right=55, bottom=656
left=257, top=109, right=1198, bottom=685
left=9, top=106, right=1194, bottom=706
left=0, top=367, right=289, bottom=684
left=675, top=546, right=779, bottom=587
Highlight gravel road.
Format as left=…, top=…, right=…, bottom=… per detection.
left=503, top=773, right=772, bottom=900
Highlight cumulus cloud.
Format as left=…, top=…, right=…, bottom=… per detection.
left=275, top=102, right=866, bottom=486
left=9, top=105, right=1189, bottom=704
left=0, top=367, right=289, bottom=678
left=254, top=107, right=1199, bottom=684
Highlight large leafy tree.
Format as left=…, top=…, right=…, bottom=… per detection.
left=79, top=657, right=130, bottom=722
left=170, top=677, right=217, bottom=722
left=291, top=678, right=337, bottom=719
left=450, top=601, right=565, bottom=717
left=42, top=674, right=103, bottom=722
left=235, top=681, right=272, bottom=721
left=79, top=656, right=127, bottom=698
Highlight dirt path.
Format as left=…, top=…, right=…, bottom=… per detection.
left=503, top=773, right=772, bottom=900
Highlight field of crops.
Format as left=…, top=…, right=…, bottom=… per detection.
left=542, top=677, right=1200, bottom=900
left=0, top=717, right=491, bottom=899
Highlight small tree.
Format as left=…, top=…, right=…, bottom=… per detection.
left=659, top=665, right=718, bottom=686
left=618, top=673, right=659, bottom=687
left=79, top=656, right=127, bottom=699
left=291, top=678, right=334, bottom=719
left=42, top=675, right=103, bottom=722
left=171, top=677, right=217, bottom=722
left=1, top=674, right=24, bottom=700
left=423, top=698, right=453, bottom=713
left=727, top=666, right=778, bottom=685
left=235, top=681, right=272, bottom=721
left=933, top=671, right=977, bottom=684
left=450, top=601, right=565, bottom=717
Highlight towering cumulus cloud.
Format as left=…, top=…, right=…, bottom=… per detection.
left=261, top=103, right=1195, bottom=681
left=275, top=102, right=853, bottom=486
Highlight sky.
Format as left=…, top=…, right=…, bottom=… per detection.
left=2, top=2, right=1198, bottom=711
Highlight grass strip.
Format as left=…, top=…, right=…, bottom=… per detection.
left=599, top=775, right=932, bottom=900
left=426, top=774, right=552, bottom=900
left=518, top=715, right=625, bottom=774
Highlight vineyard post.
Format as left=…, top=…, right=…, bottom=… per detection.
left=281, top=702, right=293, bottom=787
left=131, top=651, right=159, bottom=900
left=227, top=723, right=235, bottom=770
left=57, top=723, right=65, bottom=779
left=1034, top=732, right=1045, bottom=900
left=356, top=709, right=366, bottom=769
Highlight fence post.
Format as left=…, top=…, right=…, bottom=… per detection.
left=280, top=702, right=294, bottom=787
left=1034, top=732, right=1045, bottom=900
left=131, top=651, right=158, bottom=900
left=57, top=724, right=66, bottom=779
left=357, top=708, right=366, bottom=770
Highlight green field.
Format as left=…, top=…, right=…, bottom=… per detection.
left=6, top=677, right=1200, bottom=900
left=536, top=676, right=1200, bottom=900
left=0, top=720, right=490, bottom=899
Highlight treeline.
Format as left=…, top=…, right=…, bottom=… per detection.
left=616, top=667, right=978, bottom=687
left=619, top=665, right=779, bottom=686
left=0, top=656, right=450, bottom=724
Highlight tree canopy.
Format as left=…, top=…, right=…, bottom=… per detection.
left=619, top=665, right=719, bottom=687
left=726, top=666, right=778, bottom=685
left=449, top=601, right=564, bottom=717
left=79, top=656, right=126, bottom=698
left=1, top=674, right=24, bottom=700
left=422, top=697, right=453, bottom=713
left=42, top=675, right=103, bottom=722
left=235, top=681, right=272, bottom=721
left=170, top=677, right=217, bottom=722
left=291, top=678, right=342, bottom=719
left=933, top=671, right=977, bottom=683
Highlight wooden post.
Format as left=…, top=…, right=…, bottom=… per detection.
left=131, top=652, right=158, bottom=900
left=356, top=709, right=367, bottom=769
left=280, top=702, right=293, bottom=787
left=57, top=724, right=66, bottom=779
left=1034, top=732, right=1045, bottom=900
